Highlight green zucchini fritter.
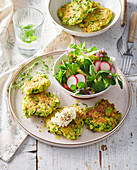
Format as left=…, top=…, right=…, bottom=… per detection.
left=21, top=74, right=51, bottom=95
left=58, top=0, right=93, bottom=26
left=82, top=99, right=122, bottom=132
left=22, top=91, right=60, bottom=118
left=79, top=6, right=112, bottom=32
left=45, top=106, right=84, bottom=140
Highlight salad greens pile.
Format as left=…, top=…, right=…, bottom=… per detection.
left=54, top=42, right=123, bottom=95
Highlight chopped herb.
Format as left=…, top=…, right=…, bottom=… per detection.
left=34, top=62, right=39, bottom=66
left=82, top=103, right=88, bottom=107
left=10, top=55, right=55, bottom=89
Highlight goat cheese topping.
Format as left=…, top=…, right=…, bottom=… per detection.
left=51, top=107, right=77, bottom=127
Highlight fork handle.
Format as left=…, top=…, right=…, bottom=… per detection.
left=121, top=0, right=127, bottom=27
left=128, top=11, right=137, bottom=43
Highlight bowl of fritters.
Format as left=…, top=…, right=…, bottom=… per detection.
left=48, top=0, right=121, bottom=37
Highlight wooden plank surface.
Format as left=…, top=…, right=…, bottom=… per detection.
left=1, top=0, right=137, bottom=169
left=0, top=137, right=36, bottom=170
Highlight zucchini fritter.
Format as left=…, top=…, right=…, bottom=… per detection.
left=58, top=0, right=93, bottom=26
left=82, top=99, right=122, bottom=132
left=21, top=74, right=51, bottom=95
left=22, top=91, right=60, bottom=118
left=45, top=106, right=84, bottom=140
left=79, top=6, right=112, bottom=32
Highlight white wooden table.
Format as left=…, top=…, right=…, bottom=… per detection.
left=0, top=0, right=137, bottom=169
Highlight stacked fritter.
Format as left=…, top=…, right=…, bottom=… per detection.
left=21, top=74, right=51, bottom=94
left=58, top=0, right=112, bottom=32
left=22, top=74, right=60, bottom=118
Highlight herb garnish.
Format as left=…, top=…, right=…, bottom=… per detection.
left=10, top=56, right=54, bottom=89
left=82, top=103, right=88, bottom=107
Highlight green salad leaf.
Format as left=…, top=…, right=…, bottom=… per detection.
left=77, top=82, right=86, bottom=89
left=83, top=59, right=91, bottom=74
left=70, top=84, right=77, bottom=91
left=92, top=80, right=106, bottom=93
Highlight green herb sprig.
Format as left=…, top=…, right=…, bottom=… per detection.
left=10, top=56, right=54, bottom=89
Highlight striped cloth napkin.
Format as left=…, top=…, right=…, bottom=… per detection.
left=0, top=0, right=75, bottom=162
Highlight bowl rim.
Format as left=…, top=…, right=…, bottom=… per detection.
left=53, top=50, right=117, bottom=98
left=48, top=0, right=121, bottom=37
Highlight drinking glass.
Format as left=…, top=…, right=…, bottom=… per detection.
left=13, top=8, right=44, bottom=57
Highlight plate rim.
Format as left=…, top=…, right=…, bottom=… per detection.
left=8, top=50, right=132, bottom=147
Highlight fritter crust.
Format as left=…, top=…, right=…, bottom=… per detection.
left=79, top=5, right=112, bottom=32
left=21, top=74, right=51, bottom=95
left=58, top=0, right=93, bottom=26
left=82, top=99, right=122, bottom=132
left=22, top=91, right=60, bottom=118
left=45, top=106, right=84, bottom=140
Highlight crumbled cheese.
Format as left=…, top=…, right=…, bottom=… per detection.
left=51, top=107, right=77, bottom=127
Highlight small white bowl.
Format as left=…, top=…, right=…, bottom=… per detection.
left=53, top=51, right=115, bottom=99
left=48, top=0, right=121, bottom=37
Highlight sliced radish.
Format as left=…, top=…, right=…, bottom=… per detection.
left=99, top=61, right=111, bottom=71
left=67, top=75, right=78, bottom=89
left=61, top=60, right=67, bottom=65
left=111, top=66, right=116, bottom=73
left=94, top=60, right=101, bottom=71
left=62, top=83, right=71, bottom=91
left=75, top=74, right=86, bottom=83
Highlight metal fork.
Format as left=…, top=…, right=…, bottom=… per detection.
left=117, top=26, right=126, bottom=55
left=121, top=48, right=133, bottom=75
left=121, top=11, right=137, bottom=75
left=117, top=0, right=127, bottom=56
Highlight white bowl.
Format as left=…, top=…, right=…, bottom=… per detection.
left=53, top=51, right=114, bottom=99
left=48, top=0, right=121, bottom=37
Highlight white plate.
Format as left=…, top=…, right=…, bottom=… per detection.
left=48, top=0, right=121, bottom=37
left=9, top=50, right=131, bottom=148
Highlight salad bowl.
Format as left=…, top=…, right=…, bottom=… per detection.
left=48, top=0, right=121, bottom=37
left=53, top=43, right=121, bottom=99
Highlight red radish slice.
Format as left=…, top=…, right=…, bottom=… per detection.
left=94, top=60, right=101, bottom=71
left=62, top=83, right=71, bottom=91
left=67, top=75, right=78, bottom=89
left=61, top=60, right=67, bottom=65
left=99, top=61, right=111, bottom=71
left=75, top=74, right=86, bottom=83
left=111, top=66, right=116, bottom=73
left=61, top=61, right=63, bottom=65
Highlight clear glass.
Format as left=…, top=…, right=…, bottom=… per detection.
left=13, top=8, right=44, bottom=57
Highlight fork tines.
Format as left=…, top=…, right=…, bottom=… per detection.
left=121, top=53, right=133, bottom=75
